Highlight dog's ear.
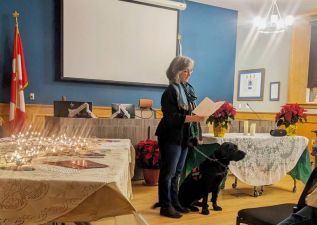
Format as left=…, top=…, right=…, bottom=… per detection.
left=218, top=142, right=230, bottom=153
left=220, top=142, right=231, bottom=149
left=217, top=142, right=240, bottom=160
left=218, top=142, right=247, bottom=161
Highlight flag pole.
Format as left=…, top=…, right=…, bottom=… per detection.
left=12, top=10, right=19, bottom=27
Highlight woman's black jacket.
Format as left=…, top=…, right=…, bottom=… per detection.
left=155, top=84, right=191, bottom=146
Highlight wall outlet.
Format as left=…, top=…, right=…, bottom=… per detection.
left=29, top=93, right=35, bottom=100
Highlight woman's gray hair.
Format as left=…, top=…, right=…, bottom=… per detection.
left=166, top=56, right=194, bottom=83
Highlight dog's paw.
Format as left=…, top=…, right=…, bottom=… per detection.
left=201, top=208, right=210, bottom=215
left=213, top=204, right=222, bottom=211
left=189, top=205, right=199, bottom=212
left=195, top=202, right=209, bottom=208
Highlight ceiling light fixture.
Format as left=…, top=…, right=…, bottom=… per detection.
left=253, top=0, right=294, bottom=34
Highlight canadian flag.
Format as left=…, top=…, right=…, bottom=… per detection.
left=9, top=24, right=28, bottom=132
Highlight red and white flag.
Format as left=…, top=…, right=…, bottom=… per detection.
left=9, top=23, right=28, bottom=132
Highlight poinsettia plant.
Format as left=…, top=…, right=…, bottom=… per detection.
left=136, top=139, right=160, bottom=169
left=275, top=103, right=307, bottom=127
left=206, top=102, right=236, bottom=129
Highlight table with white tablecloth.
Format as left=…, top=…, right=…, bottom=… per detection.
left=0, top=138, right=147, bottom=225
left=202, top=133, right=311, bottom=186
left=183, top=133, right=311, bottom=196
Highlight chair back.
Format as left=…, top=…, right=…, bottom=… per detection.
left=297, top=166, right=317, bottom=210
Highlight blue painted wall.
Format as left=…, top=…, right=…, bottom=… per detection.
left=180, top=2, right=237, bottom=103
left=0, top=0, right=237, bottom=107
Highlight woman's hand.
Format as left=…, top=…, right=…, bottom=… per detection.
left=185, top=115, right=206, bottom=123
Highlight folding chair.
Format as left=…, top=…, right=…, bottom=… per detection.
left=236, top=167, right=317, bottom=225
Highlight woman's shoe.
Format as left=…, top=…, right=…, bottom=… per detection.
left=160, top=206, right=183, bottom=218
left=173, top=204, right=190, bottom=213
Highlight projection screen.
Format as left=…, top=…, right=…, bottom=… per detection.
left=62, top=0, right=179, bottom=86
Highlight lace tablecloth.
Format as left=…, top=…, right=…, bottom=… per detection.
left=202, top=133, right=310, bottom=186
left=0, top=138, right=146, bottom=225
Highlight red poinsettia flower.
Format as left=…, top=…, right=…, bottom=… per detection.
left=206, top=101, right=236, bottom=129
left=275, top=103, right=307, bottom=127
left=136, top=139, right=160, bottom=169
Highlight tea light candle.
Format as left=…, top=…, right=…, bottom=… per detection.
left=243, top=121, right=249, bottom=135
left=250, top=123, right=256, bottom=136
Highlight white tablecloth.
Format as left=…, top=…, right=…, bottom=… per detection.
left=203, top=133, right=309, bottom=186
left=0, top=138, right=147, bottom=225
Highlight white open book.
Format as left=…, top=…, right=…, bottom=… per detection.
left=193, top=97, right=224, bottom=117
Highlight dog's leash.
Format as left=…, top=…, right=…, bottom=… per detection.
left=192, top=146, right=228, bottom=170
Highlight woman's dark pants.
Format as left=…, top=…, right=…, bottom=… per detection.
left=158, top=141, right=188, bottom=208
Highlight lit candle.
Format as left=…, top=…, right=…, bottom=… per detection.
left=250, top=123, right=256, bottom=136
left=244, top=121, right=249, bottom=135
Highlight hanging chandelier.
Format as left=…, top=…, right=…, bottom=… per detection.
left=253, top=0, right=294, bottom=34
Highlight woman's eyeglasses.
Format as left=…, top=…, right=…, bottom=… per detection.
left=184, top=69, right=193, bottom=74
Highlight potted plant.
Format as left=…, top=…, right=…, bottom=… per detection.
left=275, top=104, right=307, bottom=136
left=206, top=102, right=236, bottom=138
left=136, top=139, right=160, bottom=185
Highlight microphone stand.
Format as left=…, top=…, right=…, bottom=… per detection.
left=246, top=103, right=262, bottom=121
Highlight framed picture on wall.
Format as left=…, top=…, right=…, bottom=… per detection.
left=270, top=82, right=280, bottom=101
left=237, top=68, right=265, bottom=101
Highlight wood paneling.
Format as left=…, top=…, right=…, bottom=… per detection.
left=288, top=17, right=311, bottom=103
left=0, top=103, right=114, bottom=134
left=0, top=103, right=207, bottom=142
left=44, top=117, right=161, bottom=146
left=0, top=104, right=315, bottom=151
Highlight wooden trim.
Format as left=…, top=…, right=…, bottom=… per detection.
left=0, top=103, right=113, bottom=118
left=235, top=112, right=276, bottom=121
left=0, top=104, right=316, bottom=148
left=0, top=103, right=163, bottom=121
left=299, top=103, right=317, bottom=109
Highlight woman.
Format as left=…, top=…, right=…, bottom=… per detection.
left=155, top=56, right=205, bottom=218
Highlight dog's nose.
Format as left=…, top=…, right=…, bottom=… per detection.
left=233, top=150, right=246, bottom=161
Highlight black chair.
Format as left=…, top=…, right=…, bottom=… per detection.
left=236, top=167, right=317, bottom=225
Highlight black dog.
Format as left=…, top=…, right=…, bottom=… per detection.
left=178, top=142, right=246, bottom=215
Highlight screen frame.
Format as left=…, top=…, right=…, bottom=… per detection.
left=60, top=0, right=180, bottom=87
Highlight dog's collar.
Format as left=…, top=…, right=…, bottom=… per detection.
left=215, top=169, right=228, bottom=177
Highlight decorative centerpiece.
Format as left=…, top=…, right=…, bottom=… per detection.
left=136, top=139, right=160, bottom=185
left=206, top=102, right=236, bottom=138
left=275, top=104, right=307, bottom=136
